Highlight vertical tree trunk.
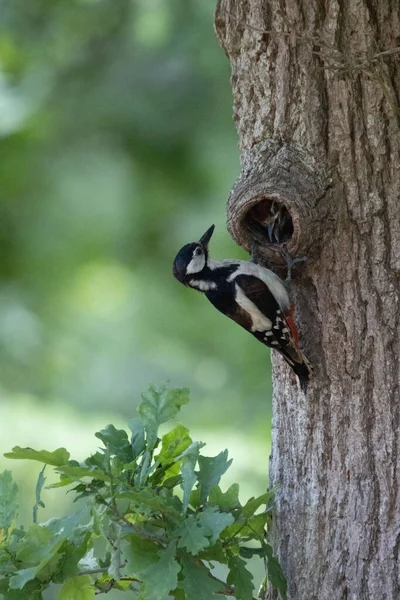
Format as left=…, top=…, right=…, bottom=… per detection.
left=215, top=1, right=400, bottom=599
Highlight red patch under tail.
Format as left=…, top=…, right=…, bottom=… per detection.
left=285, top=304, right=300, bottom=346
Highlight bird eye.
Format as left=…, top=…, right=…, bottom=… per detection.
left=194, top=247, right=202, bottom=256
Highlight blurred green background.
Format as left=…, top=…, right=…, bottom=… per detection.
left=0, top=0, right=273, bottom=596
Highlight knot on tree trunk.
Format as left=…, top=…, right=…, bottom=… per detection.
left=226, top=140, right=330, bottom=270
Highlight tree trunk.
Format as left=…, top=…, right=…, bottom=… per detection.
left=215, top=1, right=400, bottom=599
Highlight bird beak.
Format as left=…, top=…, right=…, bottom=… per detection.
left=267, top=222, right=275, bottom=243
left=199, top=224, right=215, bottom=248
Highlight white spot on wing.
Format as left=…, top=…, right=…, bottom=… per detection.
left=235, top=284, right=272, bottom=332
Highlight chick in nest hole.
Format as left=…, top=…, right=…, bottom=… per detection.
left=248, top=200, right=306, bottom=281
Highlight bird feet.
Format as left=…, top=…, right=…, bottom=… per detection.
left=278, top=244, right=307, bottom=282
left=249, top=241, right=307, bottom=281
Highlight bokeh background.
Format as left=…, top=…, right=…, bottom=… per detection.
left=0, top=0, right=273, bottom=596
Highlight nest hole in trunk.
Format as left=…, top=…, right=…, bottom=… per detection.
left=245, top=198, right=294, bottom=245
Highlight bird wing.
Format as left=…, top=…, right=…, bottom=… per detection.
left=228, top=261, right=290, bottom=313
left=233, top=273, right=303, bottom=364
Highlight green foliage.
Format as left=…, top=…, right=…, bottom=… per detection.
left=227, top=556, right=254, bottom=600
left=58, top=576, right=94, bottom=600
left=0, top=386, right=286, bottom=599
left=4, top=448, right=70, bottom=467
left=0, top=471, right=18, bottom=540
left=32, top=466, right=46, bottom=524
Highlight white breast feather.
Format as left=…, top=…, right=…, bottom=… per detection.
left=235, top=284, right=272, bottom=332
left=189, top=279, right=217, bottom=291
left=226, top=261, right=290, bottom=312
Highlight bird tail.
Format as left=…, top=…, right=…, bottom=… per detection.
left=282, top=351, right=312, bottom=393
left=294, top=357, right=312, bottom=392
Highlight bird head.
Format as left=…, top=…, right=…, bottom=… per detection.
left=172, top=224, right=215, bottom=284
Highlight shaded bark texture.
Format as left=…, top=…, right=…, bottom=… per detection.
left=215, top=1, right=400, bottom=599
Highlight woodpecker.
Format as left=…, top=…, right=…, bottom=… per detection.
left=172, top=225, right=311, bottom=391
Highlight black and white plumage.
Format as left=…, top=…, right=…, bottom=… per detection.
left=172, top=225, right=311, bottom=391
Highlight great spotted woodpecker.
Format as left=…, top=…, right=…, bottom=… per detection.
left=172, top=225, right=311, bottom=391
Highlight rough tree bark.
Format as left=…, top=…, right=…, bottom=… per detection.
left=214, top=1, right=400, bottom=599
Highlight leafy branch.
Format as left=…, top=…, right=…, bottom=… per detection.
left=0, top=385, right=287, bottom=600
